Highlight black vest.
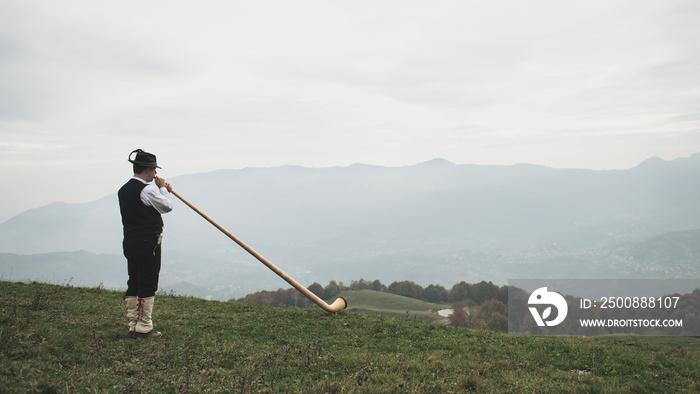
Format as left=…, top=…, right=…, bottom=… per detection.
left=118, top=178, right=163, bottom=238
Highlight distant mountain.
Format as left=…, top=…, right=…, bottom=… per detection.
left=624, top=229, right=700, bottom=275
left=1, top=154, right=698, bottom=299
left=0, top=251, right=124, bottom=289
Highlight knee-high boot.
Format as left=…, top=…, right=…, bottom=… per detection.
left=135, top=296, right=162, bottom=338
left=123, top=296, right=139, bottom=338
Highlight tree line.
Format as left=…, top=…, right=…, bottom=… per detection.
left=233, top=281, right=700, bottom=335
left=232, top=278, right=507, bottom=308
left=233, top=278, right=510, bottom=332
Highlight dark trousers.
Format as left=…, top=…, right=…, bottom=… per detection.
left=123, top=235, right=162, bottom=298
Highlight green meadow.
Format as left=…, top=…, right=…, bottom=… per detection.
left=339, top=289, right=450, bottom=322
left=1, top=281, right=698, bottom=392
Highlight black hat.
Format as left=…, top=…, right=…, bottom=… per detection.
left=128, top=149, right=161, bottom=169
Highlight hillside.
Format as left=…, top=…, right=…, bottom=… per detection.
left=339, top=289, right=449, bottom=321
left=2, top=281, right=698, bottom=392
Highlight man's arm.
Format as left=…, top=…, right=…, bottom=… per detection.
left=141, top=177, right=173, bottom=213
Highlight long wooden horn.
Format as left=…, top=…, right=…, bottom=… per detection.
left=170, top=189, right=347, bottom=313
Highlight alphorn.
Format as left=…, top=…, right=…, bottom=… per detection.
left=171, top=189, right=347, bottom=313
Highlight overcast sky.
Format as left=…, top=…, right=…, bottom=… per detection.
left=1, top=0, right=699, bottom=223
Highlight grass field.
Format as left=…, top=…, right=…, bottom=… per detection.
left=339, top=289, right=450, bottom=321
left=1, top=281, right=698, bottom=392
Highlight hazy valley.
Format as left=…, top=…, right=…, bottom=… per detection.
left=1, top=154, right=699, bottom=300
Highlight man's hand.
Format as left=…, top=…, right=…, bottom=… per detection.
left=165, top=182, right=173, bottom=193
left=154, top=176, right=166, bottom=189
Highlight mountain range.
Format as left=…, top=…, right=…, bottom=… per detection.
left=1, top=154, right=699, bottom=300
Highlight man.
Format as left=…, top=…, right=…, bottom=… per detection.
left=118, top=149, right=173, bottom=338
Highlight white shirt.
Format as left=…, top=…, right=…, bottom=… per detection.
left=131, top=177, right=174, bottom=214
